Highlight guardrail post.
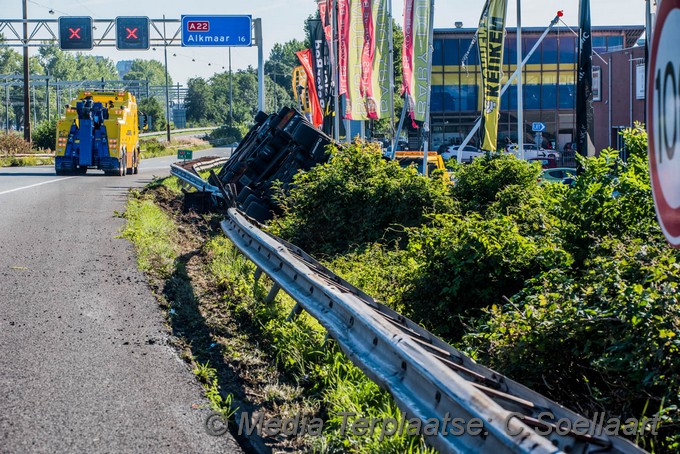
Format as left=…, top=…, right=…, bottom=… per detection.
left=286, top=303, right=303, bottom=322
left=253, top=267, right=263, bottom=284
left=265, top=283, right=280, bottom=303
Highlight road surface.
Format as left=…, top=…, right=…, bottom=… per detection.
left=0, top=148, right=241, bottom=453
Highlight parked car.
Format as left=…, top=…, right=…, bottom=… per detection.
left=528, top=157, right=558, bottom=169
left=441, top=145, right=484, bottom=162
left=384, top=140, right=409, bottom=156
left=539, top=167, right=576, bottom=184
left=506, top=143, right=561, bottom=160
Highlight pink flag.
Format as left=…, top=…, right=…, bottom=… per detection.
left=360, top=0, right=377, bottom=119
left=337, top=0, right=350, bottom=96
left=402, top=0, right=415, bottom=98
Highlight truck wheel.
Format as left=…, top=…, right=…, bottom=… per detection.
left=119, top=153, right=125, bottom=176
left=133, top=152, right=139, bottom=174
left=78, top=166, right=87, bottom=175
left=55, top=168, right=65, bottom=176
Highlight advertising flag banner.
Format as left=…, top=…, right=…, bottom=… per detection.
left=296, top=49, right=324, bottom=127
left=373, top=0, right=391, bottom=119
left=402, top=0, right=432, bottom=123
left=338, top=0, right=350, bottom=96
left=360, top=0, right=377, bottom=119
left=576, top=0, right=595, bottom=157
left=477, top=0, right=508, bottom=151
left=346, top=0, right=369, bottom=119
left=309, top=19, right=332, bottom=118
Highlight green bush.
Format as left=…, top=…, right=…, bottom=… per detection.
left=463, top=235, right=680, bottom=451
left=554, top=125, right=657, bottom=266
left=403, top=212, right=571, bottom=339
left=270, top=141, right=456, bottom=256
left=451, top=153, right=542, bottom=214
left=32, top=118, right=57, bottom=151
left=0, top=132, right=31, bottom=155
left=140, top=138, right=166, bottom=158
left=208, top=124, right=245, bottom=145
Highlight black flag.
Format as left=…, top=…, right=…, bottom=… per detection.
left=309, top=19, right=333, bottom=134
left=576, top=0, right=595, bottom=158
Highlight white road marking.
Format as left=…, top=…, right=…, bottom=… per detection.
left=0, top=177, right=76, bottom=196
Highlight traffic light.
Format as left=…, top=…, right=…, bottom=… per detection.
left=58, top=16, right=93, bottom=50
left=116, top=17, right=150, bottom=50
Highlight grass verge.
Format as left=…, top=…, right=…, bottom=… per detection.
left=121, top=182, right=434, bottom=453
left=141, top=137, right=213, bottom=159
left=0, top=156, right=54, bottom=167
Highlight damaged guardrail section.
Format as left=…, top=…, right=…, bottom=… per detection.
left=221, top=207, right=646, bottom=454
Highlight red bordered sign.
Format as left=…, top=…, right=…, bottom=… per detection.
left=648, top=0, right=680, bottom=247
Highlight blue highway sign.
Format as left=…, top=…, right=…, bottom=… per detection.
left=181, top=15, right=252, bottom=47
left=532, top=122, right=546, bottom=132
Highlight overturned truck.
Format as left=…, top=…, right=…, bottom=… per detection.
left=195, top=107, right=332, bottom=221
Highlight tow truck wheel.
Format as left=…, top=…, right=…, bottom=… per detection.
left=119, top=153, right=125, bottom=176
left=133, top=152, right=139, bottom=174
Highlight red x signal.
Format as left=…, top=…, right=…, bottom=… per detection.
left=69, top=27, right=81, bottom=39
left=125, top=27, right=138, bottom=39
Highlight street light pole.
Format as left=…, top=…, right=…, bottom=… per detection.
left=229, top=46, right=233, bottom=127
left=163, top=15, right=171, bottom=142
left=517, top=0, right=524, bottom=160
left=22, top=0, right=31, bottom=142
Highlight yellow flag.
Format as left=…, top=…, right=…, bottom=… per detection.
left=478, top=0, right=508, bottom=151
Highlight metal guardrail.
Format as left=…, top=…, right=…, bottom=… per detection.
left=169, top=157, right=229, bottom=196
left=0, top=153, right=54, bottom=158
left=139, top=127, right=217, bottom=139
left=221, top=207, right=647, bottom=454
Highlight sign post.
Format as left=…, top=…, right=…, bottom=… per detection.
left=648, top=0, right=680, bottom=247
left=178, top=149, right=192, bottom=163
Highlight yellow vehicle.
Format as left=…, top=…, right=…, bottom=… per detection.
left=55, top=90, right=145, bottom=176
left=394, top=151, right=452, bottom=180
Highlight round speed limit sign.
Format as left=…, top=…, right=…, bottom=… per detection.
left=649, top=0, right=680, bottom=247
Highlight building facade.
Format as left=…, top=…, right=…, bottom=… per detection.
left=424, top=25, right=645, bottom=155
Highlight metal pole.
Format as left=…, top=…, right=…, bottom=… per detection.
left=163, top=15, right=171, bottom=142
left=458, top=13, right=560, bottom=159
left=332, top=0, right=340, bottom=141
left=56, top=78, right=60, bottom=117
left=32, top=81, right=37, bottom=126
left=387, top=0, right=396, bottom=152
left=421, top=0, right=435, bottom=177
left=516, top=0, right=524, bottom=160
left=46, top=75, right=50, bottom=122
left=255, top=18, right=265, bottom=112
left=229, top=46, right=233, bottom=126
left=392, top=94, right=408, bottom=159
left=5, top=82, right=9, bottom=132
left=22, top=0, right=31, bottom=142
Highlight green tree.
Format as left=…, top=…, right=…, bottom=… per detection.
left=123, top=59, right=172, bottom=86
left=265, top=39, right=307, bottom=96
left=137, top=96, right=166, bottom=131
left=184, top=77, right=215, bottom=125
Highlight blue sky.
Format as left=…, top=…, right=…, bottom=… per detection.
left=4, top=0, right=647, bottom=84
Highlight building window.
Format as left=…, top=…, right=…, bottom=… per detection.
left=443, top=39, right=460, bottom=66
left=460, top=39, right=478, bottom=66
left=636, top=64, right=646, bottom=99
left=559, top=36, right=576, bottom=63
left=504, top=36, right=517, bottom=64
left=559, top=72, right=576, bottom=108
left=607, top=35, right=624, bottom=52
left=593, top=66, right=601, bottom=101
left=524, top=37, right=541, bottom=65
left=542, top=37, right=558, bottom=64
left=592, top=36, right=607, bottom=54
left=524, top=72, right=541, bottom=109
left=433, top=39, right=444, bottom=66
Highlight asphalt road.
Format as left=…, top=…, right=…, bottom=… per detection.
left=0, top=148, right=241, bottom=453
